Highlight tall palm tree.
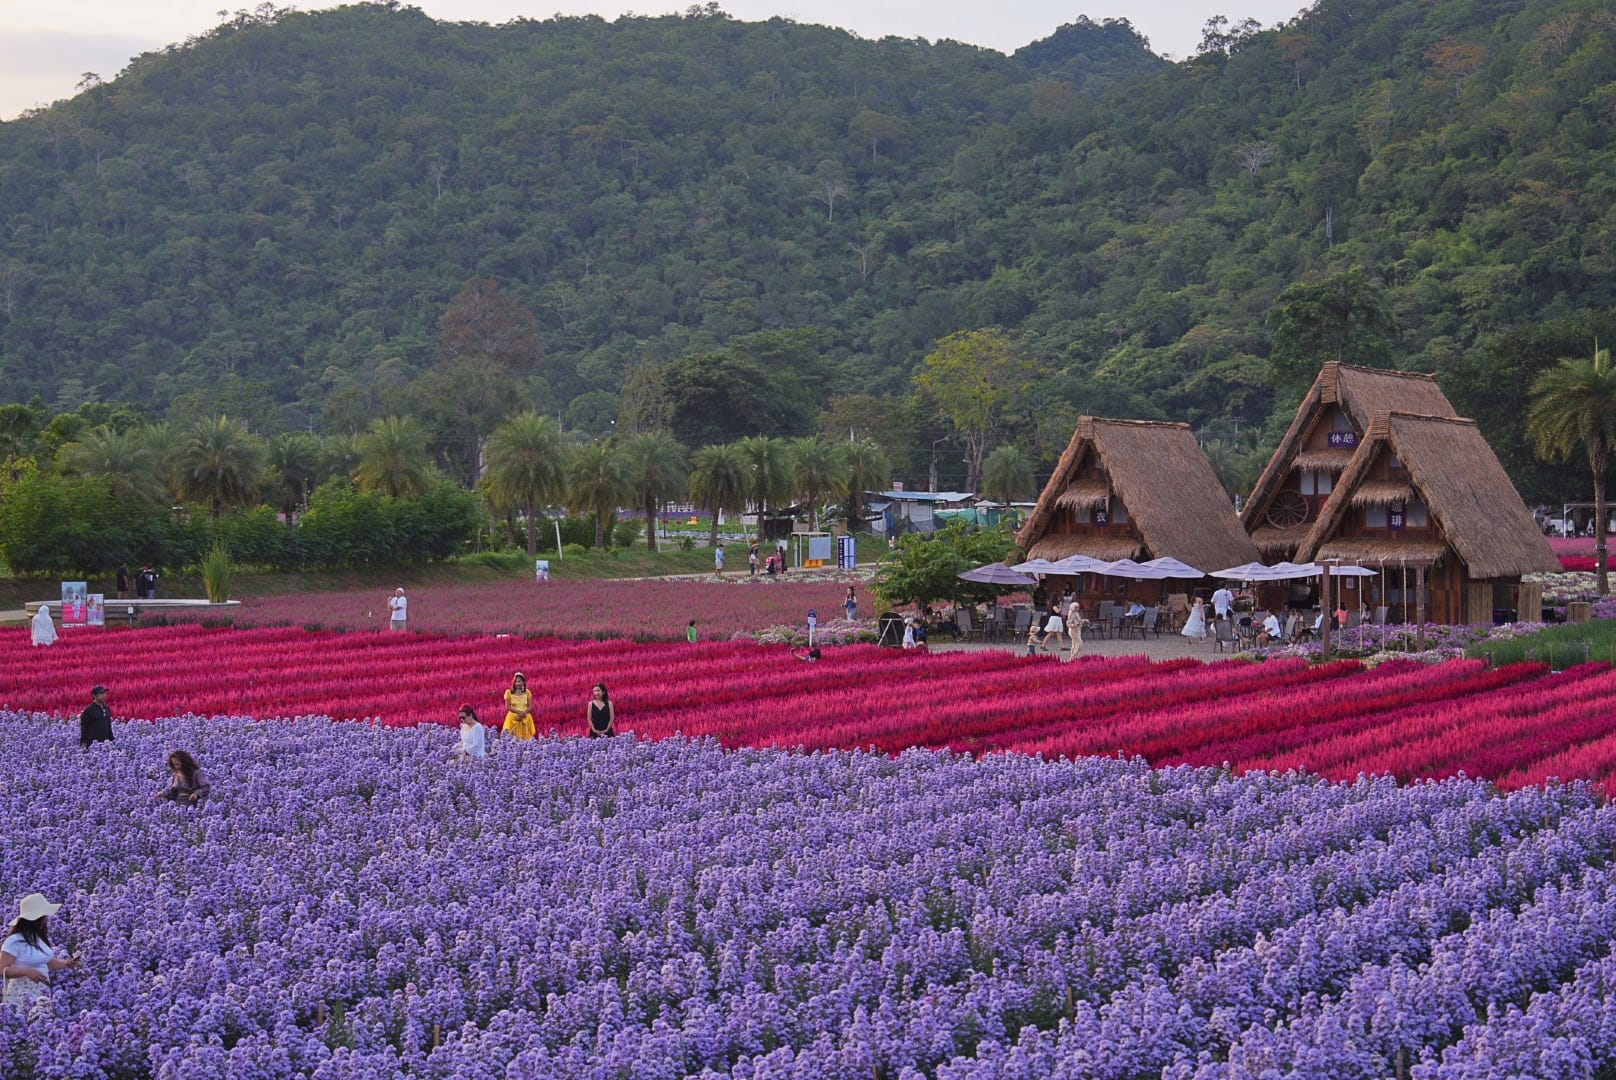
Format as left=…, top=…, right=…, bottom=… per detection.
left=688, top=443, right=751, bottom=547
left=566, top=440, right=630, bottom=549
left=621, top=431, right=688, bottom=551
left=980, top=444, right=1035, bottom=508
left=786, top=437, right=838, bottom=531
left=738, top=435, right=793, bottom=520
left=1528, top=343, right=1616, bottom=594
left=354, top=416, right=434, bottom=499
left=266, top=432, right=323, bottom=515
left=483, top=412, right=567, bottom=556
left=835, top=438, right=891, bottom=532
left=138, top=421, right=184, bottom=503
left=57, top=427, right=164, bottom=504
left=320, top=433, right=363, bottom=485
left=178, top=415, right=265, bottom=517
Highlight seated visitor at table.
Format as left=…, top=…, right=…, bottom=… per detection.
left=1257, top=609, right=1283, bottom=646
left=1125, top=600, right=1146, bottom=618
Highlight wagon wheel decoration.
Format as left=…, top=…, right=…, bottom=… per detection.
left=1265, top=489, right=1310, bottom=529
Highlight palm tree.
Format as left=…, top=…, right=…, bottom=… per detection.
left=787, top=437, right=839, bottom=530
left=980, top=445, right=1035, bottom=507
left=177, top=415, right=265, bottom=517
left=57, top=427, right=164, bottom=504
left=1528, top=343, right=1616, bottom=594
left=354, top=416, right=434, bottom=499
left=620, top=431, right=689, bottom=551
left=688, top=443, right=751, bottom=547
left=266, top=432, right=323, bottom=515
left=566, top=440, right=630, bottom=549
left=738, top=435, right=793, bottom=521
left=835, top=438, right=891, bottom=532
left=483, top=412, right=567, bottom=555
left=138, top=421, right=184, bottom=502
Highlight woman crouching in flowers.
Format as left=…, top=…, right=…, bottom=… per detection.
left=2, top=894, right=79, bottom=1011
left=503, top=673, right=535, bottom=741
left=154, top=750, right=209, bottom=805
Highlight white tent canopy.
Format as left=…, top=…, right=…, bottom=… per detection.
left=1141, top=556, right=1206, bottom=578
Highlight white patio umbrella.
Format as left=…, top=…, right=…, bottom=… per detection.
left=1269, top=561, right=1322, bottom=578
left=1010, top=558, right=1061, bottom=574
left=1327, top=564, right=1377, bottom=577
left=957, top=563, right=1037, bottom=587
left=1141, top=556, right=1205, bottom=578
left=1098, top=558, right=1176, bottom=580
left=1046, top=554, right=1111, bottom=575
left=1212, top=561, right=1283, bottom=581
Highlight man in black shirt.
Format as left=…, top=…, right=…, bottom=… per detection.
left=80, top=685, right=113, bottom=748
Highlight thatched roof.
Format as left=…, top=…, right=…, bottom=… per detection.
left=1243, top=362, right=1458, bottom=534
left=1292, top=448, right=1356, bottom=473
left=1027, top=534, right=1143, bottom=562
left=1018, top=417, right=1260, bottom=572
left=1054, top=478, right=1110, bottom=511
left=1349, top=480, right=1416, bottom=508
left=1314, top=538, right=1451, bottom=567
left=1249, top=525, right=1305, bottom=557
left=1298, top=413, right=1559, bottom=579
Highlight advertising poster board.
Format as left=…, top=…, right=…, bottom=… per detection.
left=87, top=594, right=105, bottom=627
left=60, top=581, right=88, bottom=627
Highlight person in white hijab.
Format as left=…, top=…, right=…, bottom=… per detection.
left=30, top=606, right=57, bottom=647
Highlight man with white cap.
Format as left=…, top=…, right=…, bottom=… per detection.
left=387, top=587, right=407, bottom=631
left=2, top=894, right=79, bottom=1008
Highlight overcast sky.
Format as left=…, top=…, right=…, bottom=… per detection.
left=0, top=0, right=1308, bottom=120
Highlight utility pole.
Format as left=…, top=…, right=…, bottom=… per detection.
left=929, top=437, right=947, bottom=493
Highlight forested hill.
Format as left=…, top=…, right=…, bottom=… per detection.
left=1, top=0, right=1614, bottom=498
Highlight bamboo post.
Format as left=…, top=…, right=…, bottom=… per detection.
left=317, top=1002, right=327, bottom=1026
left=433, top=1023, right=441, bottom=1048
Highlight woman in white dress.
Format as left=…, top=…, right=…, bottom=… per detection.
left=1039, top=607, right=1065, bottom=652
left=1065, top=598, right=1086, bottom=658
left=1181, top=596, right=1208, bottom=641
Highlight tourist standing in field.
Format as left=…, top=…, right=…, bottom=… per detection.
left=153, top=750, right=210, bottom=805
left=687, top=619, right=698, bottom=643
left=2, top=894, right=79, bottom=1011
left=748, top=546, right=759, bottom=576
left=1211, top=584, right=1234, bottom=622
left=1065, top=597, right=1086, bottom=657
left=137, top=564, right=158, bottom=599
left=502, top=674, right=535, bottom=741
left=115, top=563, right=130, bottom=600
left=454, top=705, right=486, bottom=760
left=79, top=685, right=113, bottom=748
left=30, top=606, right=56, bottom=647
left=587, top=683, right=615, bottom=738
left=714, top=543, right=725, bottom=574
left=844, top=586, right=857, bottom=622
left=387, top=588, right=407, bottom=630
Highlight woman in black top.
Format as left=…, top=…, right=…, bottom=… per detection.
left=587, top=682, right=615, bottom=738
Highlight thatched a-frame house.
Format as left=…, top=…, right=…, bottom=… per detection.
left=1016, top=418, right=1260, bottom=593
left=1242, top=362, right=1460, bottom=560
left=1294, top=412, right=1557, bottom=624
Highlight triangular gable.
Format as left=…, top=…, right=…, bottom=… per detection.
left=1297, top=412, right=1558, bottom=578
left=1243, top=362, right=1458, bottom=538
left=1018, top=417, right=1261, bottom=571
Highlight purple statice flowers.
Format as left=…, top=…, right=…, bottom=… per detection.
left=3, top=710, right=1616, bottom=1077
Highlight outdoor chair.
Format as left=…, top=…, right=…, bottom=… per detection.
left=982, top=609, right=1005, bottom=643
left=1373, top=605, right=1390, bottom=625
left=1280, top=614, right=1298, bottom=644
left=955, top=607, right=978, bottom=641
left=1011, top=608, right=1034, bottom=639
left=1213, top=619, right=1238, bottom=654
left=1135, top=609, right=1158, bottom=639
left=1345, top=611, right=1363, bottom=629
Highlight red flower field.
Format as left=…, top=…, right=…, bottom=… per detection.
left=161, top=576, right=871, bottom=639
left=8, top=624, right=1615, bottom=790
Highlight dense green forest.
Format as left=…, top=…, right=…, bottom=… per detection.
left=1, top=0, right=1614, bottom=498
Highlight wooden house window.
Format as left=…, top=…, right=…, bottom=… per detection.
left=1113, top=503, right=1129, bottom=524
left=1299, top=470, right=1333, bottom=496
left=1366, top=505, right=1388, bottom=528
left=1407, top=500, right=1428, bottom=528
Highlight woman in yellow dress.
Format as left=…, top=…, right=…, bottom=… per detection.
left=502, top=672, right=535, bottom=740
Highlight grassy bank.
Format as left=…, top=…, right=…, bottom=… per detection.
left=1466, top=619, right=1616, bottom=668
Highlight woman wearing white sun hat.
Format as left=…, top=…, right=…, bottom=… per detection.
left=2, top=894, right=79, bottom=1009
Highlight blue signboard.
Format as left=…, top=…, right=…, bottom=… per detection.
left=1327, top=431, right=1359, bottom=449
left=1388, top=503, right=1406, bottom=531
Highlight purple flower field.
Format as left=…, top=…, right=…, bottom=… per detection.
left=6, top=711, right=1616, bottom=1078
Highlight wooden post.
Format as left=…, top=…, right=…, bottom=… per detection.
left=1415, top=565, right=1426, bottom=652
left=1320, top=561, right=1333, bottom=659
left=433, top=1023, right=441, bottom=1048
left=317, top=1002, right=327, bottom=1026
